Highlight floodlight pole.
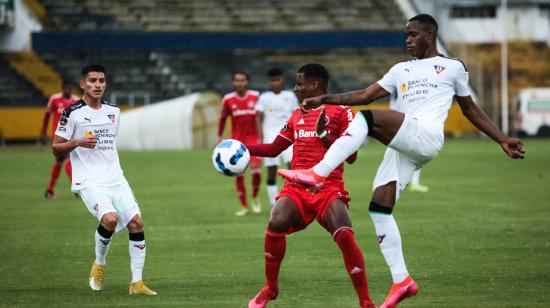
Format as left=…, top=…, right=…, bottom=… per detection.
left=501, top=0, right=509, bottom=135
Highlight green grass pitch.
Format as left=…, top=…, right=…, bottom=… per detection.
left=1, top=139, right=549, bottom=307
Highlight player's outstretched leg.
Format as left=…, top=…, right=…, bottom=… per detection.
left=279, top=110, right=404, bottom=187
left=326, top=200, right=375, bottom=308
left=90, top=213, right=116, bottom=291
left=127, top=215, right=156, bottom=295
left=278, top=111, right=371, bottom=186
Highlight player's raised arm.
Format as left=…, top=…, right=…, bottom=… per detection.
left=456, top=95, right=525, bottom=159
left=302, top=83, right=390, bottom=109
left=52, top=134, right=97, bottom=157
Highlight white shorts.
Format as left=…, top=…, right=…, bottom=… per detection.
left=373, top=115, right=443, bottom=200
left=79, top=181, right=141, bottom=233
left=264, top=145, right=293, bottom=167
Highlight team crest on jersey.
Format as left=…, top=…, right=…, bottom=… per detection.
left=434, top=65, right=446, bottom=75
left=280, top=122, right=288, bottom=132
left=107, top=114, right=115, bottom=123
left=248, top=101, right=254, bottom=108
left=401, top=83, right=407, bottom=93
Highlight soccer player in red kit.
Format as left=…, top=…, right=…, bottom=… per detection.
left=245, top=64, right=375, bottom=308
left=218, top=72, right=262, bottom=216
left=41, top=79, right=80, bottom=199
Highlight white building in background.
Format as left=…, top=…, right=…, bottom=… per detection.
left=409, top=0, right=550, bottom=44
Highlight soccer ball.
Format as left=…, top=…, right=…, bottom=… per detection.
left=212, top=139, right=250, bottom=176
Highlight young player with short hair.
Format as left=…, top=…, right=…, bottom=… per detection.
left=255, top=68, right=298, bottom=206
left=41, top=79, right=79, bottom=199
left=280, top=14, right=524, bottom=308
left=218, top=72, right=262, bottom=216
left=52, top=64, right=156, bottom=295
left=246, top=63, right=375, bottom=308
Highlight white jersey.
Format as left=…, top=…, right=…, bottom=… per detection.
left=378, top=54, right=471, bottom=137
left=55, top=100, right=125, bottom=192
left=255, top=90, right=298, bottom=143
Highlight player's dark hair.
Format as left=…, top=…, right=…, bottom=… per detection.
left=232, top=71, right=249, bottom=81
left=81, top=64, right=106, bottom=76
left=61, top=78, right=73, bottom=86
left=267, top=68, right=284, bottom=77
left=297, top=63, right=329, bottom=89
left=409, top=14, right=438, bottom=33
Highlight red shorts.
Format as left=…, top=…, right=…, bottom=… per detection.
left=275, top=183, right=351, bottom=234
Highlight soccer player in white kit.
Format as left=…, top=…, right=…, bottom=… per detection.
left=52, top=64, right=156, bottom=295
left=255, top=68, right=298, bottom=206
left=279, top=14, right=524, bottom=307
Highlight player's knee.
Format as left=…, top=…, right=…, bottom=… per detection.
left=268, top=212, right=291, bottom=233
left=128, top=215, right=143, bottom=231
left=101, top=213, right=118, bottom=230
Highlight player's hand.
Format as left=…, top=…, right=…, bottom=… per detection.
left=500, top=138, right=525, bottom=159
left=301, top=96, right=323, bottom=113
left=76, top=135, right=98, bottom=149
left=315, top=106, right=326, bottom=135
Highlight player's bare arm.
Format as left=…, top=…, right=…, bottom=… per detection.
left=456, top=95, right=525, bottom=159
left=52, top=134, right=97, bottom=157
left=302, top=83, right=390, bottom=110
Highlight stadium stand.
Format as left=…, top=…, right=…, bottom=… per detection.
left=39, top=0, right=405, bottom=32
left=0, top=55, right=46, bottom=106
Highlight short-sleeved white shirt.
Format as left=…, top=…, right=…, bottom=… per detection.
left=255, top=90, right=298, bottom=143
left=55, top=100, right=125, bottom=192
left=378, top=55, right=471, bottom=135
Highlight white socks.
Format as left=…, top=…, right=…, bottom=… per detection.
left=370, top=213, right=409, bottom=283
left=313, top=112, right=369, bottom=177
left=411, top=169, right=421, bottom=185
left=94, top=230, right=112, bottom=266
left=267, top=185, right=278, bottom=206
left=129, top=240, right=146, bottom=283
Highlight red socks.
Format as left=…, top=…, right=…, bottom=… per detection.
left=47, top=161, right=63, bottom=191
left=334, top=227, right=372, bottom=305
left=252, top=171, right=261, bottom=198
left=235, top=175, right=247, bottom=208
left=264, top=230, right=286, bottom=290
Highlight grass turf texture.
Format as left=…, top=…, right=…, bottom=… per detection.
left=0, top=139, right=549, bottom=307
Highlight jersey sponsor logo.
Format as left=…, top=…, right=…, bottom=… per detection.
left=232, top=109, right=256, bottom=116
left=294, top=129, right=318, bottom=138
left=107, top=114, right=115, bottom=124
left=434, top=65, right=446, bottom=75
left=377, top=234, right=386, bottom=244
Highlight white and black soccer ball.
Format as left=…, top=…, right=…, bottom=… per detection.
left=212, top=139, right=250, bottom=176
